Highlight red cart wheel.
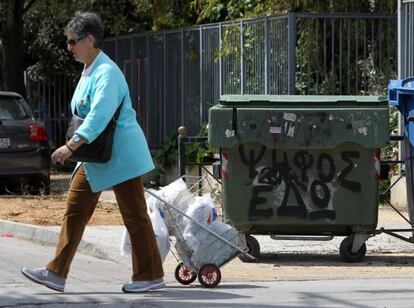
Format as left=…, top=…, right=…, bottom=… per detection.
left=175, top=263, right=197, bottom=285
left=198, top=264, right=221, bottom=288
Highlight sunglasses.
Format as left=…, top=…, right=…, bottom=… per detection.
left=66, top=36, right=85, bottom=46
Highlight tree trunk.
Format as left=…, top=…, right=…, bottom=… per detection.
left=1, top=0, right=26, bottom=97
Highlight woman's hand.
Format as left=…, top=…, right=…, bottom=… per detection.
left=51, top=145, right=73, bottom=165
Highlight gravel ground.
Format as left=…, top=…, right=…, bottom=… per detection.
left=254, top=207, right=414, bottom=256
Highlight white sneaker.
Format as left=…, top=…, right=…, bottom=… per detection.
left=122, top=278, right=165, bottom=293
left=21, top=267, right=65, bottom=292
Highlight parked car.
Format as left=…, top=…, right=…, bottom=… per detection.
left=0, top=91, right=50, bottom=194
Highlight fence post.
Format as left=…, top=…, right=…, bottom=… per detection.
left=130, top=36, right=137, bottom=111
left=181, top=29, right=185, bottom=124
left=199, top=26, right=203, bottom=127
left=240, top=20, right=244, bottom=95
left=398, top=0, right=410, bottom=173
left=264, top=16, right=269, bottom=95
left=145, top=33, right=150, bottom=137
left=163, top=30, right=167, bottom=141
left=288, top=12, right=297, bottom=95
left=398, top=0, right=405, bottom=79
left=219, top=23, right=223, bottom=96
left=177, top=126, right=187, bottom=177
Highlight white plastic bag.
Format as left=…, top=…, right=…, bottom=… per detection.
left=184, top=194, right=216, bottom=225
left=186, top=220, right=239, bottom=268
left=120, top=199, right=170, bottom=263
left=147, top=199, right=170, bottom=262
left=159, top=178, right=194, bottom=213
left=120, top=227, right=131, bottom=256
left=156, top=178, right=196, bottom=234
left=182, top=194, right=217, bottom=246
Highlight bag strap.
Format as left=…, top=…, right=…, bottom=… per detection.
left=112, top=96, right=125, bottom=122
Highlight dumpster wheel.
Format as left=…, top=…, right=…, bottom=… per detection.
left=339, top=236, right=367, bottom=263
left=198, top=264, right=221, bottom=288
left=239, top=235, right=260, bottom=262
left=175, top=263, right=197, bottom=285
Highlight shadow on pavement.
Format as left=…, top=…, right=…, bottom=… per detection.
left=255, top=252, right=414, bottom=267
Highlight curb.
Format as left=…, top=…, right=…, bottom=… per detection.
left=0, top=219, right=111, bottom=261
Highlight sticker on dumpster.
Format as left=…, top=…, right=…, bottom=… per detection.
left=284, top=122, right=295, bottom=137
left=221, top=150, right=229, bottom=179
left=237, top=145, right=362, bottom=221
left=287, top=124, right=295, bottom=137
left=270, top=126, right=281, bottom=134
left=225, top=129, right=235, bottom=138
left=283, top=113, right=297, bottom=122
left=358, top=127, right=368, bottom=135
left=375, top=151, right=380, bottom=179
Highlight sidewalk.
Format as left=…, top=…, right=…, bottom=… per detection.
left=39, top=173, right=414, bottom=258
left=2, top=176, right=414, bottom=282
left=2, top=194, right=414, bottom=261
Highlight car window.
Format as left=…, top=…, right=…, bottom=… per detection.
left=0, top=98, right=29, bottom=120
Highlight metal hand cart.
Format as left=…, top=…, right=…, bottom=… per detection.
left=145, top=175, right=254, bottom=288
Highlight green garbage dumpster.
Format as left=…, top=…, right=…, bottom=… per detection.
left=208, top=95, right=389, bottom=262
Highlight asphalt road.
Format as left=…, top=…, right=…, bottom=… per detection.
left=2, top=237, right=414, bottom=307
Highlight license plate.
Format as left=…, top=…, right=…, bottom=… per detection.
left=0, top=138, right=10, bottom=148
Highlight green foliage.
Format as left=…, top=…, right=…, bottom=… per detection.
left=191, top=0, right=262, bottom=23
left=23, top=0, right=155, bottom=81
left=131, top=0, right=196, bottom=30
left=154, top=131, right=179, bottom=171
left=295, top=15, right=398, bottom=96
left=0, top=0, right=398, bottom=86
left=191, top=0, right=396, bottom=24
left=185, top=123, right=215, bottom=163
left=92, top=0, right=153, bottom=34
left=217, top=25, right=242, bottom=92
left=154, top=123, right=215, bottom=176
left=357, top=49, right=398, bottom=203
left=24, top=2, right=82, bottom=79
left=359, top=55, right=394, bottom=96
left=0, top=1, right=11, bottom=22
left=358, top=53, right=398, bottom=167
left=379, top=177, right=390, bottom=203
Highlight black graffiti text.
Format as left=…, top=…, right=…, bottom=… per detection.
left=239, top=145, right=361, bottom=221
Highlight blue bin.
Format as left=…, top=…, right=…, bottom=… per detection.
left=389, top=77, right=414, bottom=222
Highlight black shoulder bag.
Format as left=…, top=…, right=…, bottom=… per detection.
left=66, top=97, right=124, bottom=163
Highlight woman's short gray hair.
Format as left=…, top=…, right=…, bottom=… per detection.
left=65, top=11, right=104, bottom=48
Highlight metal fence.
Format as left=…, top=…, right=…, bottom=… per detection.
left=26, top=13, right=398, bottom=150
left=294, top=13, right=397, bottom=95
left=104, top=13, right=397, bottom=150
left=399, top=0, right=414, bottom=78
left=26, top=74, right=77, bottom=149
left=396, top=0, right=414, bottom=165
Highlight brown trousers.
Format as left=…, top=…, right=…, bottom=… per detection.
left=46, top=165, right=164, bottom=281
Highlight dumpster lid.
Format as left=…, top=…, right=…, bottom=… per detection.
left=219, top=95, right=388, bottom=107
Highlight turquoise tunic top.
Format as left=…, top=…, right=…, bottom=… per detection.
left=71, top=51, right=154, bottom=192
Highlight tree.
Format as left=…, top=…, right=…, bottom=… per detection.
left=190, top=0, right=396, bottom=24
left=0, top=0, right=398, bottom=97
left=24, top=0, right=158, bottom=81
left=0, top=0, right=156, bottom=95
left=0, top=0, right=31, bottom=96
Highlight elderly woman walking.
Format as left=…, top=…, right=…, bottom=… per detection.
left=21, top=11, right=164, bottom=293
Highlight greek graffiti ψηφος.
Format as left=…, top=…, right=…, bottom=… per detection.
left=238, top=145, right=360, bottom=220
